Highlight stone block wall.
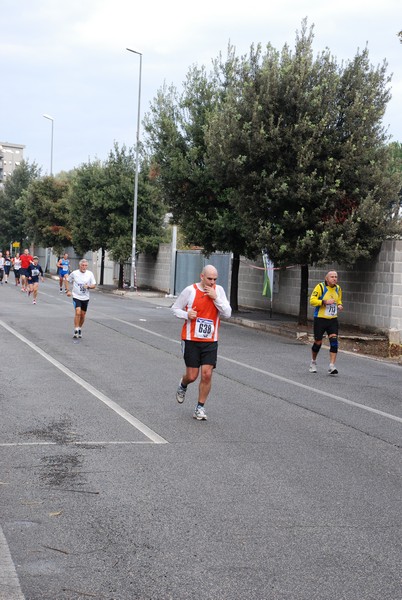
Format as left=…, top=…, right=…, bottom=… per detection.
left=136, top=244, right=172, bottom=293
left=238, top=257, right=275, bottom=311
left=41, top=238, right=401, bottom=344
left=237, top=240, right=402, bottom=340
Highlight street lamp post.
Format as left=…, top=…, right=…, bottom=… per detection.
left=43, top=114, right=54, bottom=175
left=126, top=48, right=142, bottom=291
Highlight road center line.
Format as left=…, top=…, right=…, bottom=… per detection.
left=0, top=320, right=168, bottom=445
left=220, top=356, right=402, bottom=424
left=95, top=312, right=402, bottom=425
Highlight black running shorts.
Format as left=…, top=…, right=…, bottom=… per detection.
left=181, top=340, right=218, bottom=368
left=72, top=298, right=89, bottom=312
left=313, top=317, right=338, bottom=341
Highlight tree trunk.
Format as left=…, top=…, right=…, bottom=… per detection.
left=230, top=253, right=240, bottom=312
left=100, top=248, right=105, bottom=286
left=298, top=264, right=309, bottom=325
left=118, top=262, right=124, bottom=289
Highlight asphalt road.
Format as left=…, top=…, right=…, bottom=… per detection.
left=1, top=280, right=401, bottom=600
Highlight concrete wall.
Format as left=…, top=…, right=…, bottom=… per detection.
left=237, top=240, right=402, bottom=341
left=136, top=244, right=172, bottom=294
left=36, top=239, right=402, bottom=343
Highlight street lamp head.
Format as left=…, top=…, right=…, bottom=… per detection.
left=43, top=114, right=54, bottom=121
left=126, top=48, right=142, bottom=56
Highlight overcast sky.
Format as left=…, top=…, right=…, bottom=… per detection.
left=1, top=0, right=401, bottom=175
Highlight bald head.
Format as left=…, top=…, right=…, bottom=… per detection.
left=325, top=271, right=338, bottom=287
left=202, top=265, right=217, bottom=277
left=200, top=265, right=218, bottom=289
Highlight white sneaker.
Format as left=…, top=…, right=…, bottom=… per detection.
left=328, top=364, right=338, bottom=375
left=176, top=381, right=187, bottom=404
left=193, top=405, right=207, bottom=420
left=309, top=361, right=317, bottom=373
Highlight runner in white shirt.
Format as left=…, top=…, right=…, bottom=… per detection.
left=66, top=259, right=96, bottom=339
left=12, top=253, right=22, bottom=286
left=0, top=253, right=4, bottom=285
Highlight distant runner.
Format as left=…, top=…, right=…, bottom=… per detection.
left=57, top=252, right=70, bottom=293
left=3, top=250, right=12, bottom=283
left=27, top=256, right=44, bottom=304
left=12, top=253, right=22, bottom=286
left=0, top=253, right=4, bottom=285
left=20, top=249, right=34, bottom=292
left=67, top=259, right=96, bottom=339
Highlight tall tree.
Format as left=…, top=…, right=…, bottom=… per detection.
left=68, top=144, right=167, bottom=287
left=144, top=59, right=253, bottom=310
left=0, top=160, right=41, bottom=250
left=104, top=145, right=168, bottom=287
left=388, top=141, right=402, bottom=208
left=19, top=176, right=71, bottom=254
left=68, top=159, right=110, bottom=282
left=206, top=22, right=402, bottom=323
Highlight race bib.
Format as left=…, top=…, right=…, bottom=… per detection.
left=325, top=303, right=337, bottom=317
left=194, top=318, right=214, bottom=339
left=31, top=268, right=40, bottom=277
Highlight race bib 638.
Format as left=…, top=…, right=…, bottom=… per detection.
left=195, top=318, right=214, bottom=339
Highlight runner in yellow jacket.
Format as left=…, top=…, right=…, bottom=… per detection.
left=309, top=270, right=343, bottom=375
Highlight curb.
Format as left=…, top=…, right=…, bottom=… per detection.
left=228, top=316, right=301, bottom=340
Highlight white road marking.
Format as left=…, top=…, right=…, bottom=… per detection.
left=0, top=526, right=25, bottom=600
left=38, top=291, right=57, bottom=299
left=93, top=312, right=402, bottom=425
left=220, top=356, right=402, bottom=424
left=5, top=294, right=402, bottom=427
left=0, top=441, right=156, bottom=447
left=0, top=320, right=168, bottom=445
left=95, top=312, right=181, bottom=344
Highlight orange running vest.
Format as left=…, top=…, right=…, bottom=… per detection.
left=181, top=284, right=221, bottom=342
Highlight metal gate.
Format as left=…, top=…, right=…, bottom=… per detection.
left=174, top=251, right=231, bottom=296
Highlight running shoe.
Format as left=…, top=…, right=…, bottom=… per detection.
left=78, top=329, right=82, bottom=338
left=73, top=330, right=79, bottom=339
left=193, top=405, right=207, bottom=420
left=309, top=361, right=317, bottom=373
left=33, top=300, right=36, bottom=304
left=60, top=289, right=63, bottom=293
left=176, top=381, right=187, bottom=404
left=328, top=364, right=338, bottom=375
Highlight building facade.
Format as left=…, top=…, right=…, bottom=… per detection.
left=0, top=141, right=25, bottom=185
